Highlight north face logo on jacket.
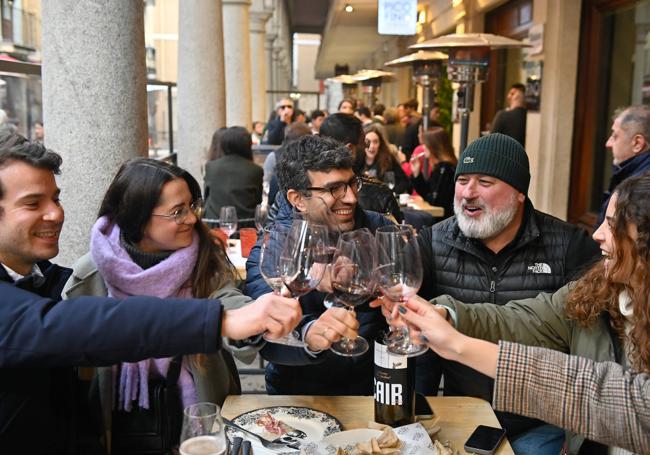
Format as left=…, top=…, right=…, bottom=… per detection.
left=527, top=262, right=552, bottom=274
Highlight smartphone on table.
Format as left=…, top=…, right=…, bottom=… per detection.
left=464, top=425, right=507, bottom=455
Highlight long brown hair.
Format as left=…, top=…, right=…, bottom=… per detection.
left=565, top=173, right=650, bottom=372
left=359, top=123, right=399, bottom=176
left=423, top=127, right=457, bottom=165
left=99, top=158, right=237, bottom=368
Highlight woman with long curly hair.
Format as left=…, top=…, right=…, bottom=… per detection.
left=374, top=173, right=650, bottom=454
left=355, top=123, right=410, bottom=194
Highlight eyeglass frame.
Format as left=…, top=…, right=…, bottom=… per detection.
left=151, top=199, right=204, bottom=225
left=278, top=104, right=293, bottom=110
left=304, top=175, right=363, bottom=200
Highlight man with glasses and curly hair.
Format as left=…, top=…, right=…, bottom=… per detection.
left=246, top=134, right=394, bottom=395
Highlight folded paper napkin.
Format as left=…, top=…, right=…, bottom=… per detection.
left=300, top=422, right=439, bottom=455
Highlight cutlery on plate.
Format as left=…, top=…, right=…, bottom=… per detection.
left=223, top=417, right=301, bottom=450
left=241, top=440, right=251, bottom=455
left=229, top=436, right=243, bottom=455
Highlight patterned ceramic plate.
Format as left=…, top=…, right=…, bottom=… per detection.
left=226, top=406, right=342, bottom=454
left=320, top=428, right=383, bottom=452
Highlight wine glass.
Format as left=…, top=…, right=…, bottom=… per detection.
left=179, top=402, right=227, bottom=455
left=254, top=203, right=268, bottom=232
left=374, top=224, right=428, bottom=357
left=383, top=171, right=395, bottom=192
left=292, top=196, right=341, bottom=309
left=219, top=206, right=238, bottom=253
left=259, top=224, right=307, bottom=348
left=329, top=228, right=377, bottom=357
left=279, top=219, right=329, bottom=299
left=219, top=206, right=238, bottom=237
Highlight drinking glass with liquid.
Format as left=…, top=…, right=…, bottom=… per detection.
left=179, top=402, right=227, bottom=455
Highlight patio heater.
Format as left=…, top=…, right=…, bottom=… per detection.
left=384, top=50, right=448, bottom=132
left=327, top=74, right=360, bottom=105
left=410, top=33, right=529, bottom=153
left=351, top=69, right=395, bottom=107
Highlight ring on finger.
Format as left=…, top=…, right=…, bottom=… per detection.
left=322, top=327, right=331, bottom=338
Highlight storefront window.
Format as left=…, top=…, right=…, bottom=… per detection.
left=0, top=72, right=42, bottom=140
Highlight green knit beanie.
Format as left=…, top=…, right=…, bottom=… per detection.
left=454, top=133, right=530, bottom=195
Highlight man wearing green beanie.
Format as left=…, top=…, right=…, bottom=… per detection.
left=415, top=133, right=600, bottom=454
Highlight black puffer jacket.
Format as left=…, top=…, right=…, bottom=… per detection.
left=416, top=201, right=601, bottom=436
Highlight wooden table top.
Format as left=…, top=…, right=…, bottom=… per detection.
left=222, top=395, right=514, bottom=454
left=226, top=239, right=248, bottom=279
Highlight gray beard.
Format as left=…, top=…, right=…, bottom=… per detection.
left=454, top=195, right=519, bottom=239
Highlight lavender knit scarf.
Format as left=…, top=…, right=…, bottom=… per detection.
left=90, top=216, right=199, bottom=411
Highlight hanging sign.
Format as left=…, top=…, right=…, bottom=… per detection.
left=378, top=0, right=417, bottom=35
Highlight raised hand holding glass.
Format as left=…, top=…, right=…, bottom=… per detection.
left=259, top=224, right=306, bottom=347
left=375, top=224, right=428, bottom=357
left=329, top=228, right=377, bottom=356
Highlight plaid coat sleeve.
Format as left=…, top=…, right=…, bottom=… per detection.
left=493, top=341, right=650, bottom=454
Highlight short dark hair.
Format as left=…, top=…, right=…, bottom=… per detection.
left=276, top=135, right=354, bottom=193
left=220, top=126, right=253, bottom=160
left=355, top=106, right=371, bottom=118
left=0, top=132, right=62, bottom=202
left=319, top=113, right=364, bottom=149
left=617, top=105, right=650, bottom=141
left=403, top=98, right=419, bottom=110
left=372, top=104, right=385, bottom=117
left=338, top=98, right=357, bottom=110
left=310, top=109, right=325, bottom=121
left=511, top=83, right=526, bottom=93
left=284, top=122, right=311, bottom=143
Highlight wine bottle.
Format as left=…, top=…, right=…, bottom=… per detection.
left=373, top=334, right=415, bottom=427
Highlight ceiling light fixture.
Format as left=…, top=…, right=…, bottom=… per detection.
left=344, top=3, right=354, bottom=13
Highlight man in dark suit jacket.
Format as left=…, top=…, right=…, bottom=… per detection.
left=204, top=126, right=263, bottom=224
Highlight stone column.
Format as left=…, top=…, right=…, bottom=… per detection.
left=41, top=0, right=147, bottom=266
left=527, top=0, right=582, bottom=218
left=265, top=33, right=276, bottom=114
left=273, top=48, right=283, bottom=93
left=249, top=10, right=271, bottom=123
left=223, top=0, right=252, bottom=128
left=178, top=0, right=226, bottom=182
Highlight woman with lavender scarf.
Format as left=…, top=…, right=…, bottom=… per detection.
left=63, top=158, right=297, bottom=453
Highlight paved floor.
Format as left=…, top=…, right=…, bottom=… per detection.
left=234, top=354, right=267, bottom=393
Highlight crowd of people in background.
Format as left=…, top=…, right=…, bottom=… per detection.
left=210, top=95, right=461, bottom=228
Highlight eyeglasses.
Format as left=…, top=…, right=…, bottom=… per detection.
left=306, top=176, right=363, bottom=200
left=278, top=105, right=293, bottom=110
left=152, top=200, right=204, bottom=225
